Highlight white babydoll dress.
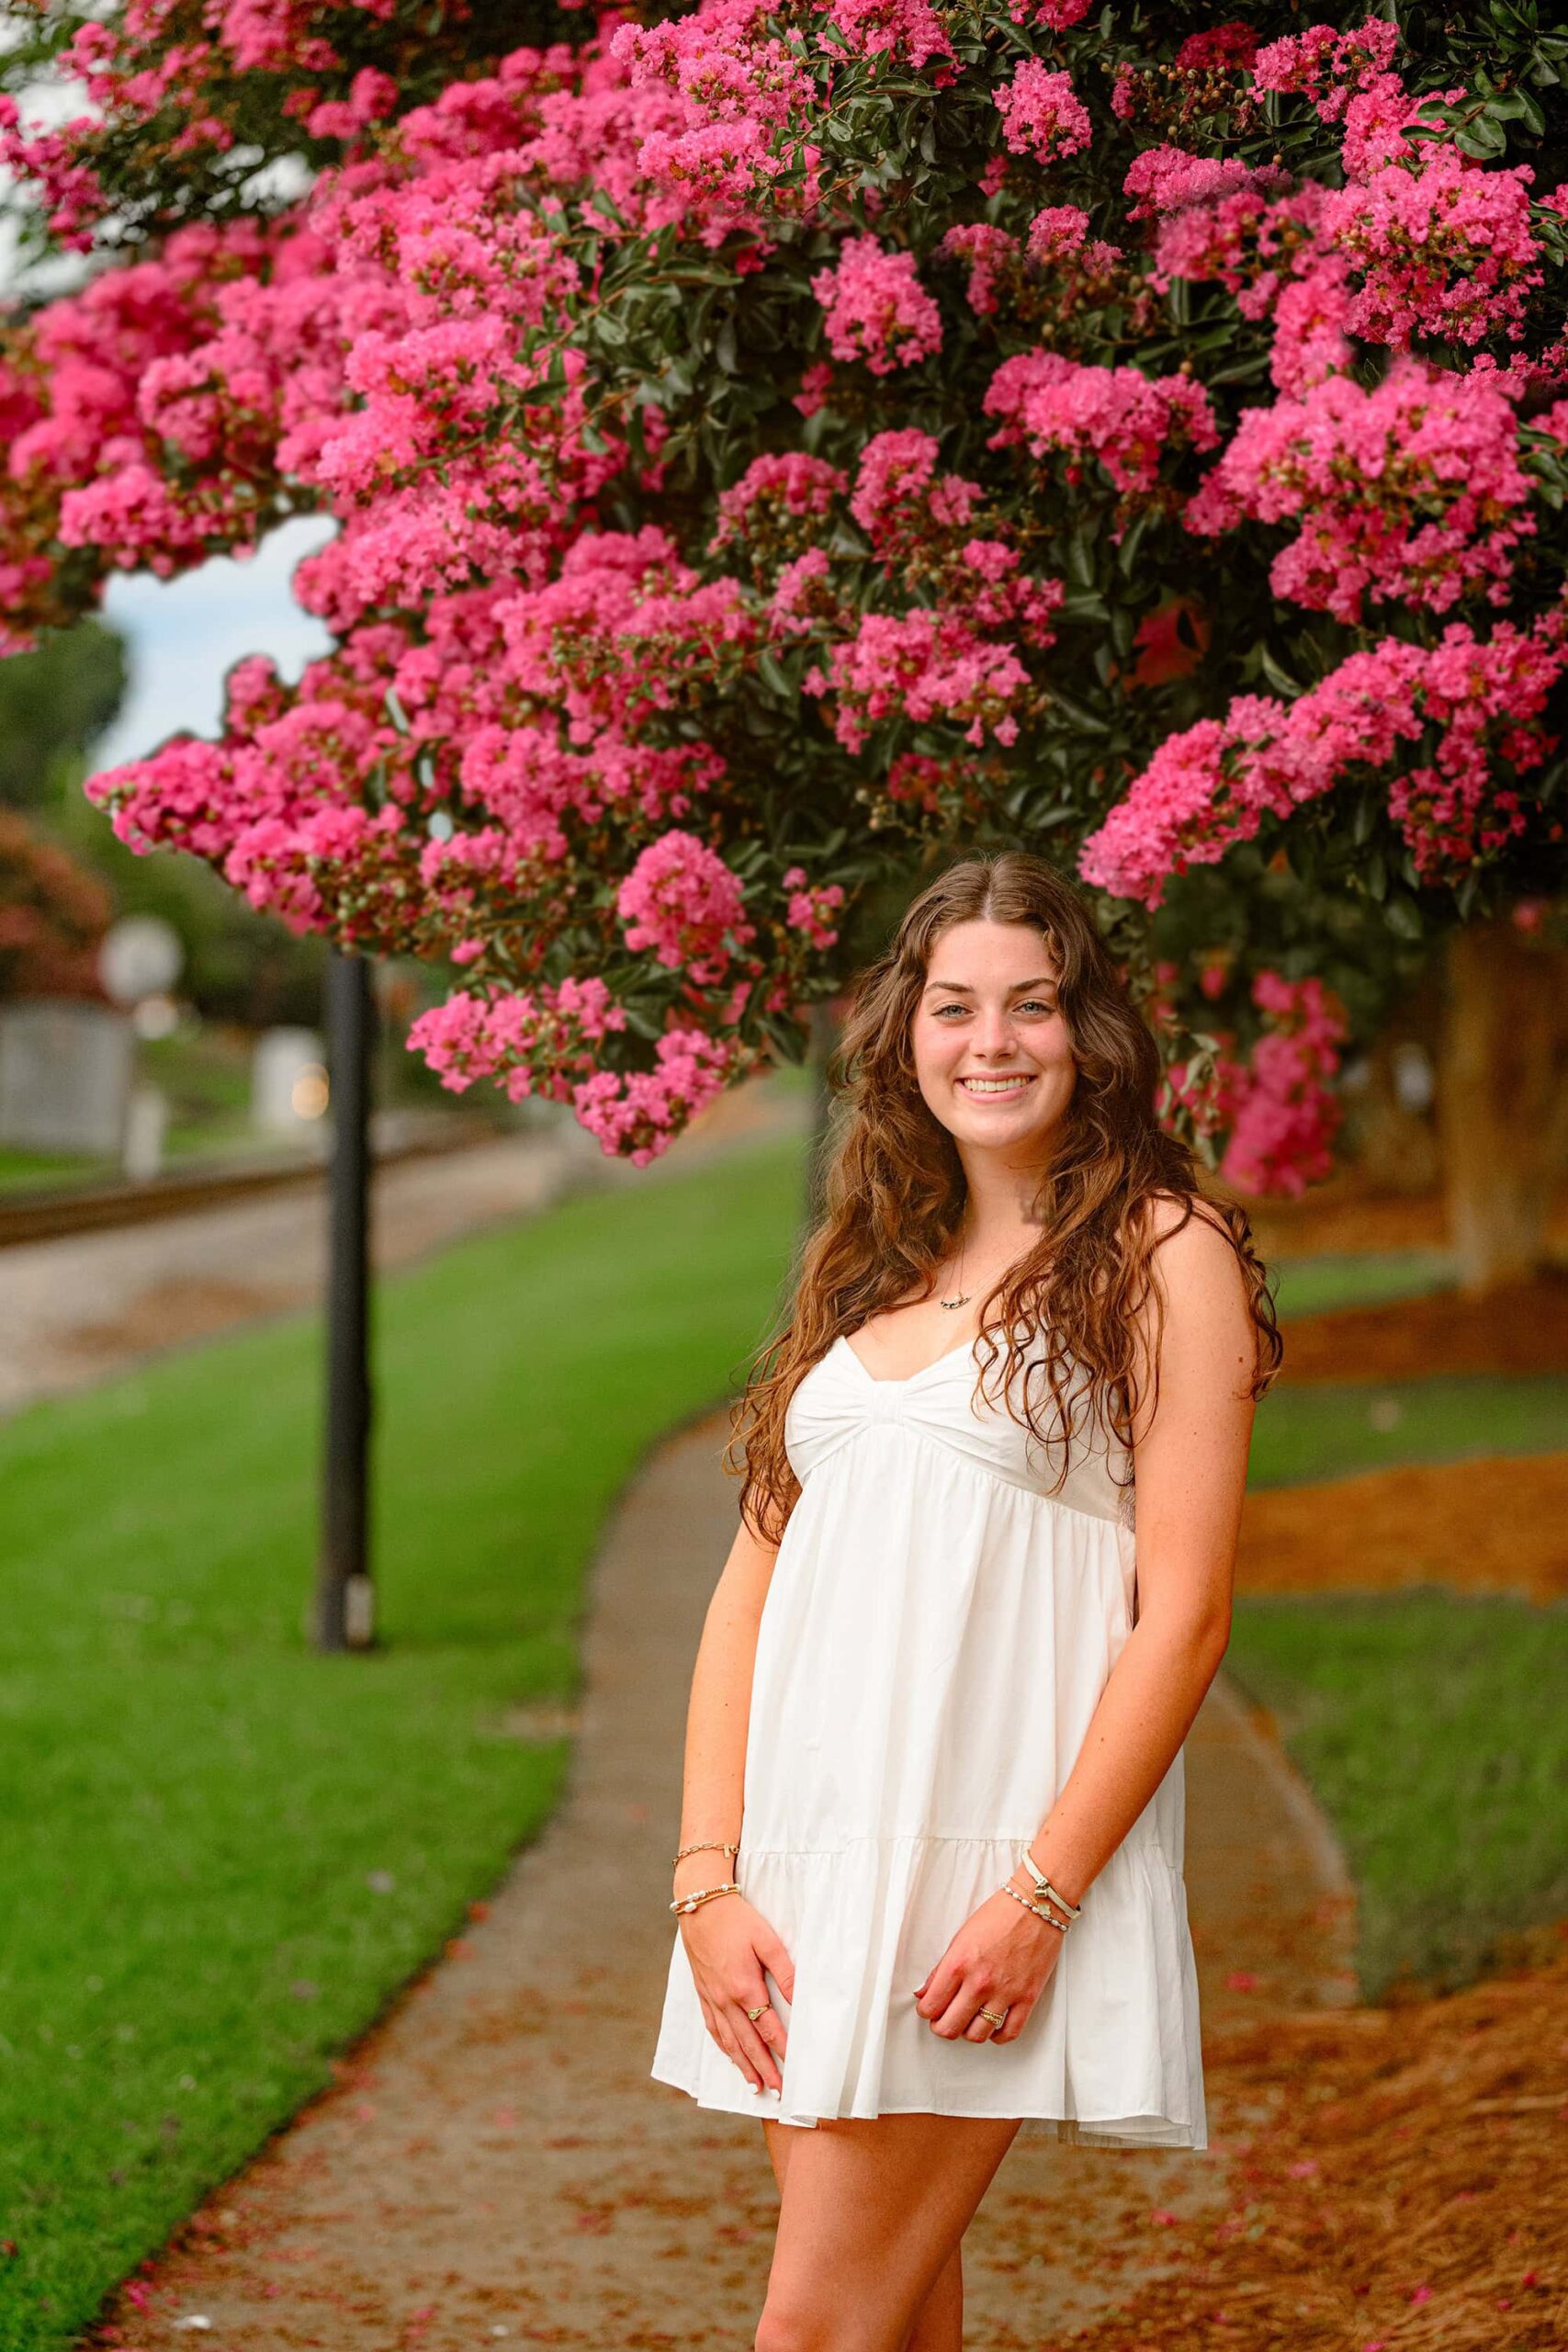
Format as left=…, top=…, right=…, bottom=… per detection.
left=649, top=1319, right=1207, bottom=2149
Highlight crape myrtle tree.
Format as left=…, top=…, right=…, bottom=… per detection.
left=1, top=1, right=1566, bottom=1272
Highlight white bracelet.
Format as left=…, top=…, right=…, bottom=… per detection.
left=1016, top=1847, right=1082, bottom=1919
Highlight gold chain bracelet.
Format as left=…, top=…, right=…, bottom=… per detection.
left=673, top=1838, right=739, bottom=1866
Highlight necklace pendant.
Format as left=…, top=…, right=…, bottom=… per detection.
left=939, top=1291, right=971, bottom=1310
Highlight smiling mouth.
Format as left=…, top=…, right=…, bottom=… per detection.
left=957, top=1074, right=1035, bottom=1097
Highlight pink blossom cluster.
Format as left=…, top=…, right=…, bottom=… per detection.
left=940, top=222, right=1022, bottom=318
left=781, top=434, right=1063, bottom=747
left=847, top=431, right=983, bottom=555
left=407, top=976, right=628, bottom=1106
left=0, top=97, right=108, bottom=250
left=1122, top=147, right=1292, bottom=225
left=810, top=237, right=943, bottom=374
left=21, top=0, right=497, bottom=209
left=1014, top=0, right=1093, bottom=28
left=1120, top=153, right=1355, bottom=393
left=1174, top=24, right=1259, bottom=73
left=0, top=215, right=289, bottom=641
left=1081, top=607, right=1568, bottom=903
left=1151, top=960, right=1346, bottom=1199
left=807, top=608, right=1035, bottom=752
left=572, top=1027, right=740, bottom=1165
left=1139, top=170, right=1325, bottom=306
left=709, top=453, right=849, bottom=566
left=611, top=1, right=819, bottom=241
left=484, top=526, right=751, bottom=731
left=1027, top=206, right=1094, bottom=266
left=1322, top=154, right=1544, bottom=346
left=616, top=830, right=755, bottom=984
left=1217, top=974, right=1348, bottom=1196
left=940, top=209, right=1121, bottom=321
left=984, top=352, right=1220, bottom=498
left=1186, top=361, right=1536, bottom=622
left=825, top=0, right=954, bottom=71
left=84, top=562, right=759, bottom=989
left=1251, top=17, right=1402, bottom=122
left=782, top=865, right=847, bottom=948
left=993, top=63, right=1093, bottom=166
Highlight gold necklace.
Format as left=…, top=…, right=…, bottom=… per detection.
left=939, top=1232, right=971, bottom=1310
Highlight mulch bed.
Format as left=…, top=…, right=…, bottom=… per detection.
left=1236, top=1452, right=1568, bottom=1604
left=1277, top=1272, right=1568, bottom=1385
left=1047, top=1939, right=1568, bottom=2352
left=1191, top=1250, right=1566, bottom=2350
left=1241, top=1180, right=1568, bottom=1269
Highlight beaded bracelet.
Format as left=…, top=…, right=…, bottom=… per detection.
left=670, top=1881, right=742, bottom=1916
left=1001, top=1881, right=1069, bottom=1933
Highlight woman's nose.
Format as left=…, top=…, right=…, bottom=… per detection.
left=972, top=1008, right=1015, bottom=1054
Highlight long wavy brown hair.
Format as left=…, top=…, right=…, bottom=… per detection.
left=728, top=850, right=1283, bottom=1545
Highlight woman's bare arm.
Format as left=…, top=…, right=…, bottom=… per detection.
left=1016, top=1203, right=1259, bottom=1907
left=671, top=1510, right=781, bottom=1902
left=670, top=1507, right=799, bottom=2095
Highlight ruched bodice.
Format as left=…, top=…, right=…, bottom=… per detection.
left=651, top=1321, right=1207, bottom=2151
left=788, top=1329, right=1136, bottom=1524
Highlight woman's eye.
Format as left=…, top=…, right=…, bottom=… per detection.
left=1018, top=999, right=1055, bottom=1015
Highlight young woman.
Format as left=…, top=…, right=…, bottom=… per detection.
left=650, top=849, right=1280, bottom=2351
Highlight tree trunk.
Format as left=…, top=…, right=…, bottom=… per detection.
left=1438, top=919, right=1568, bottom=1295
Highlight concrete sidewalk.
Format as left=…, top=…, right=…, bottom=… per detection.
left=100, top=1404, right=1357, bottom=2351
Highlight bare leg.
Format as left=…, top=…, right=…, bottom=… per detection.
left=762, top=2124, right=964, bottom=2352
left=755, top=2112, right=1020, bottom=2352
left=902, top=2243, right=962, bottom=2352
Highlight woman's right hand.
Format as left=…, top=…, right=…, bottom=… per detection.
left=680, top=1893, right=795, bottom=2094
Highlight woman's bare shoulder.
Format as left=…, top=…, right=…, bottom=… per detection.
left=1138, top=1190, right=1250, bottom=1308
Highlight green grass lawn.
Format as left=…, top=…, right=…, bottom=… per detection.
left=0, top=1134, right=804, bottom=2352
left=1224, top=1592, right=1568, bottom=2002
left=1233, top=1252, right=1568, bottom=2004
left=1269, top=1247, right=1457, bottom=1319
left=0, top=1146, right=110, bottom=1195
left=1247, top=1371, right=1568, bottom=1488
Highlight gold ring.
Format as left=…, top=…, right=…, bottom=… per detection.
left=978, top=2007, right=1008, bottom=2030
left=746, top=2004, right=771, bottom=2023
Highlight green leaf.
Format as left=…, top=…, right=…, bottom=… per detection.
left=1454, top=114, right=1509, bottom=158
left=1383, top=893, right=1425, bottom=941
left=1258, top=646, right=1304, bottom=698
left=1115, top=513, right=1151, bottom=578
left=1045, top=687, right=1111, bottom=737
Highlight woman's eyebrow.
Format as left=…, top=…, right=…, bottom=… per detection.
left=922, top=975, right=1057, bottom=994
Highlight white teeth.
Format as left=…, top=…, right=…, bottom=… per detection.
left=960, top=1077, right=1032, bottom=1094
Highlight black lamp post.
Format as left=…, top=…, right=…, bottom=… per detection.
left=313, top=947, right=375, bottom=1651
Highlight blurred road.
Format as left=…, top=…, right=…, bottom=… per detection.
left=0, top=1076, right=808, bottom=1418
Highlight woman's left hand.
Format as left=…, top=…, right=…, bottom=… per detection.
left=912, top=1887, right=1064, bottom=2045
